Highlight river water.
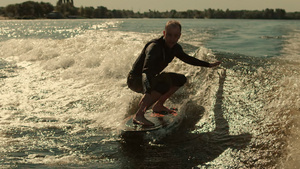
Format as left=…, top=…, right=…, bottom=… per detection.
left=0, top=19, right=299, bottom=168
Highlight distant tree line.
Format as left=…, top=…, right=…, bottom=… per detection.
left=1, top=1, right=54, bottom=19
left=0, top=1, right=299, bottom=19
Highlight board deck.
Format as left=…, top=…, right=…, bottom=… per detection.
left=122, top=111, right=179, bottom=132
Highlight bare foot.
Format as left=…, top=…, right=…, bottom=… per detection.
left=152, top=104, right=176, bottom=114
left=133, top=114, right=154, bottom=126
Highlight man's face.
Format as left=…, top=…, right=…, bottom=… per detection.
left=163, top=26, right=181, bottom=48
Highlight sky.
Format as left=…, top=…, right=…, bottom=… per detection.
left=0, top=0, right=299, bottom=12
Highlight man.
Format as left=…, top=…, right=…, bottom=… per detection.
left=127, top=20, right=221, bottom=126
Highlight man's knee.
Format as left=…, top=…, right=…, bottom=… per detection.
left=177, top=74, right=187, bottom=86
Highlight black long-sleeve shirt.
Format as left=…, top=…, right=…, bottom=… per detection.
left=130, top=36, right=210, bottom=93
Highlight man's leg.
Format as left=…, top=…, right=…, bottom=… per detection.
left=133, top=91, right=161, bottom=126
left=152, top=86, right=180, bottom=113
left=151, top=72, right=186, bottom=113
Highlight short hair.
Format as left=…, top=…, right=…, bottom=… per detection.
left=165, top=20, right=181, bottom=32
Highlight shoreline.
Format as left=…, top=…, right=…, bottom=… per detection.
left=0, top=15, right=299, bottom=20
left=0, top=16, right=9, bottom=20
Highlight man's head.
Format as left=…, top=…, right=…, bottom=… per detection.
left=163, top=20, right=181, bottom=48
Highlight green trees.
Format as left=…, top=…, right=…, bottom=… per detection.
left=140, top=8, right=295, bottom=19
left=0, top=7, right=4, bottom=15
left=55, top=0, right=78, bottom=17
left=4, top=1, right=54, bottom=19
left=1, top=1, right=299, bottom=20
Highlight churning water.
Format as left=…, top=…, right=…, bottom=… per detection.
left=0, top=19, right=299, bottom=168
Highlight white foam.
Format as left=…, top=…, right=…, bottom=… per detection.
left=0, top=30, right=155, bottom=130
left=282, top=31, right=300, bottom=62
left=277, top=29, right=300, bottom=168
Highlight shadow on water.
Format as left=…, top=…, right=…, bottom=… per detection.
left=120, top=69, right=252, bottom=169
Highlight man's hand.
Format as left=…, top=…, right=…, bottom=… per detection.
left=209, top=61, right=221, bottom=68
